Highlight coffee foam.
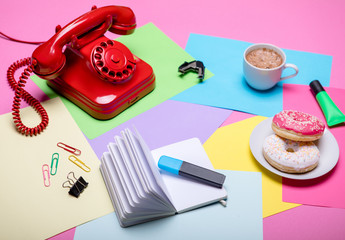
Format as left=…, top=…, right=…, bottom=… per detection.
left=246, top=48, right=283, bottom=69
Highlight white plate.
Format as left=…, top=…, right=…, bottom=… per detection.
left=249, top=117, right=339, bottom=180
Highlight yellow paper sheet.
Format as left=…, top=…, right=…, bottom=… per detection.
left=204, top=116, right=300, bottom=217
left=0, top=98, right=113, bottom=240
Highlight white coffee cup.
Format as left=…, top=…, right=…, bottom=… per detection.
left=243, top=43, right=299, bottom=90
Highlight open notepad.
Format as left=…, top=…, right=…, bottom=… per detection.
left=100, top=128, right=227, bottom=227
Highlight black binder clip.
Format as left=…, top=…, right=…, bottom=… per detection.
left=178, top=60, right=205, bottom=81
left=62, top=172, right=88, bottom=198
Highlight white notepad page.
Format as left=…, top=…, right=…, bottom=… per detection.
left=151, top=138, right=228, bottom=213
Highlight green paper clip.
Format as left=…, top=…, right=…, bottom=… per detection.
left=50, top=153, right=59, bottom=175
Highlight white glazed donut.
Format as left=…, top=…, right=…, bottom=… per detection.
left=262, top=134, right=320, bottom=173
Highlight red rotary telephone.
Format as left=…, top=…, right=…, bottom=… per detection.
left=7, top=6, right=155, bottom=136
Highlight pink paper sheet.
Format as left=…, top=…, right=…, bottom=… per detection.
left=263, top=205, right=345, bottom=240
left=282, top=84, right=345, bottom=208
left=49, top=228, right=75, bottom=240
left=221, top=111, right=255, bottom=127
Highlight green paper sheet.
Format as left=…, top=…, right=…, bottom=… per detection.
left=31, top=23, right=211, bottom=139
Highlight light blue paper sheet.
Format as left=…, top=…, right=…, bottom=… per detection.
left=172, top=34, right=332, bottom=117
left=74, top=170, right=263, bottom=240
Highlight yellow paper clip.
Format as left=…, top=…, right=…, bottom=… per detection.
left=68, top=155, right=91, bottom=172
left=42, top=164, right=50, bottom=187
left=57, top=142, right=81, bottom=155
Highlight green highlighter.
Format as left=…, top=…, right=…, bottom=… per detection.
left=309, top=80, right=345, bottom=127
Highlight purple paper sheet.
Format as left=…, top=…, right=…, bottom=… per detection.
left=87, top=100, right=232, bottom=159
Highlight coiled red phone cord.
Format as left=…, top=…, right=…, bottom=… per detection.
left=7, top=57, right=49, bottom=136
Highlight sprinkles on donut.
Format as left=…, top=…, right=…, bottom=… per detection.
left=272, top=110, right=325, bottom=142
left=263, top=134, right=320, bottom=173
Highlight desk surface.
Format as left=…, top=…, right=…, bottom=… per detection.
left=1, top=0, right=345, bottom=239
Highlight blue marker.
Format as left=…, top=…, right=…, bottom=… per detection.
left=158, top=155, right=226, bottom=188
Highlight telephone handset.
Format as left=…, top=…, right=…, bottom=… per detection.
left=8, top=5, right=155, bottom=136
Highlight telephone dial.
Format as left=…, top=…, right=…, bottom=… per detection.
left=7, top=6, right=155, bottom=136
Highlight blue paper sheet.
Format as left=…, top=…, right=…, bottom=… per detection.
left=74, top=170, right=263, bottom=240
left=172, top=34, right=332, bottom=117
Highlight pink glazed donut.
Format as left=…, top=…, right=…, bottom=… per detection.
left=272, top=110, right=325, bottom=141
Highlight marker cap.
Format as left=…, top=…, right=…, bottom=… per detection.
left=310, top=80, right=325, bottom=95
left=158, top=155, right=183, bottom=175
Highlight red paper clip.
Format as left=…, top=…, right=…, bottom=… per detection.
left=57, top=142, right=81, bottom=155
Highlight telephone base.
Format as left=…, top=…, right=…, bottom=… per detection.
left=46, top=40, right=156, bottom=120
left=47, top=73, right=155, bottom=120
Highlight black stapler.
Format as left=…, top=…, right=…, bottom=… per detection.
left=178, top=60, right=205, bottom=81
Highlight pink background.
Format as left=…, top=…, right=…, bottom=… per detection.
left=263, top=205, right=345, bottom=240
left=282, top=84, right=345, bottom=208
left=2, top=0, right=345, bottom=115
left=1, top=0, right=345, bottom=239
